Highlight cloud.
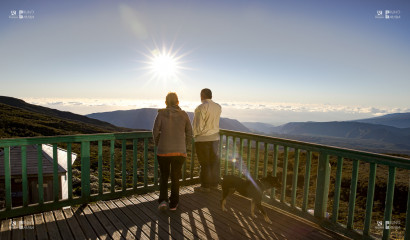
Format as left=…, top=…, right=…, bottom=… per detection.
left=23, top=97, right=409, bottom=123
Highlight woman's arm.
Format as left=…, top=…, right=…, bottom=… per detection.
left=152, top=112, right=161, bottom=146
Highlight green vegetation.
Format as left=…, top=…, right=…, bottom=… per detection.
left=0, top=103, right=130, bottom=138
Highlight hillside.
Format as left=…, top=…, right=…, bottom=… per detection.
left=272, top=121, right=410, bottom=141
left=242, top=122, right=276, bottom=134
left=87, top=108, right=250, bottom=132
left=353, top=112, right=410, bottom=128
left=0, top=96, right=123, bottom=132
left=269, top=121, right=410, bottom=154
left=0, top=102, right=130, bottom=138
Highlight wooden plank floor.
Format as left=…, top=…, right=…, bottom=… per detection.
left=0, top=185, right=349, bottom=240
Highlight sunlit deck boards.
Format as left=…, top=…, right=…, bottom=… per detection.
left=0, top=185, right=347, bottom=240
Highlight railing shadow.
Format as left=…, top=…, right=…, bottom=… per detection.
left=0, top=186, right=345, bottom=240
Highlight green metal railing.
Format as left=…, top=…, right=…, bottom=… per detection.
left=219, top=129, right=410, bottom=240
left=1, top=129, right=410, bottom=239
left=0, top=131, right=199, bottom=220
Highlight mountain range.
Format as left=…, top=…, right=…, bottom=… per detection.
left=353, top=112, right=410, bottom=128
left=1, top=95, right=409, bottom=155
left=242, top=113, right=410, bottom=154
left=87, top=109, right=250, bottom=132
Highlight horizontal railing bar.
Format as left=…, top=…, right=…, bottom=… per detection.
left=219, top=129, right=410, bottom=168
left=0, top=131, right=152, bottom=147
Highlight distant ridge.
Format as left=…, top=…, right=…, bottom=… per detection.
left=87, top=108, right=250, bottom=132
left=267, top=121, right=410, bottom=154
left=0, top=96, right=123, bottom=131
left=242, top=122, right=276, bottom=134
left=352, top=112, right=410, bottom=128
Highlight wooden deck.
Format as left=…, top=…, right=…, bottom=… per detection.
left=0, top=185, right=348, bottom=240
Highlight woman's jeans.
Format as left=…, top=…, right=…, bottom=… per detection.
left=157, top=156, right=185, bottom=207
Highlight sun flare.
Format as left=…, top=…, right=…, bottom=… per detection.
left=146, top=47, right=185, bottom=80
left=151, top=53, right=177, bottom=78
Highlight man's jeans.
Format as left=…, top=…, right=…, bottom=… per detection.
left=157, top=156, right=185, bottom=207
left=195, top=141, right=220, bottom=188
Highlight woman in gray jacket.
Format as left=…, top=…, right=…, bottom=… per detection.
left=153, top=92, right=192, bottom=211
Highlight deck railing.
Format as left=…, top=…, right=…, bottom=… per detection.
left=219, top=129, right=410, bottom=240
left=0, top=132, right=200, bottom=221
left=1, top=130, right=410, bottom=239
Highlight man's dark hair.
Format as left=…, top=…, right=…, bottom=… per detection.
left=201, top=88, right=212, bottom=99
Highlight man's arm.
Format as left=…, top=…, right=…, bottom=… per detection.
left=193, top=106, right=205, bottom=137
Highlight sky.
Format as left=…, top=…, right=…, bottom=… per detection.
left=0, top=0, right=409, bottom=125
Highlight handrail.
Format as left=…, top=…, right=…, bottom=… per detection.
left=219, top=129, right=410, bottom=240
left=1, top=129, right=409, bottom=239
left=219, top=129, right=410, bottom=169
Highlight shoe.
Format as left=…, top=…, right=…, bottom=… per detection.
left=169, top=204, right=178, bottom=211
left=158, top=201, right=168, bottom=211
left=210, top=185, right=219, bottom=190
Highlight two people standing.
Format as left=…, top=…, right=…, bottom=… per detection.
left=153, top=89, right=221, bottom=211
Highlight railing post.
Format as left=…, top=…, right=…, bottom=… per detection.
left=239, top=138, right=244, bottom=178
left=67, top=143, right=73, bottom=200
left=405, top=178, right=410, bottom=240
left=133, top=139, right=138, bottom=190
left=21, top=146, right=28, bottom=207
left=271, top=144, right=279, bottom=199
left=291, top=149, right=300, bottom=207
left=314, top=152, right=330, bottom=218
left=332, top=156, right=344, bottom=223
left=143, top=138, right=148, bottom=188
left=37, top=144, right=44, bottom=205
left=4, top=147, right=12, bottom=210
left=347, top=159, right=360, bottom=229
left=110, top=140, right=115, bottom=193
left=81, top=141, right=91, bottom=201
left=232, top=137, right=237, bottom=175
left=382, top=166, right=396, bottom=240
left=218, top=135, right=223, bottom=178
left=53, top=144, right=59, bottom=202
left=254, top=141, right=260, bottom=179
left=302, top=151, right=312, bottom=212
left=191, top=139, right=196, bottom=180
left=363, top=162, right=377, bottom=236
left=97, top=141, right=103, bottom=195
left=225, top=136, right=230, bottom=176
left=281, top=146, right=289, bottom=203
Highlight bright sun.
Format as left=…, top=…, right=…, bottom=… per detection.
left=151, top=53, right=178, bottom=78
left=147, top=47, right=183, bottom=80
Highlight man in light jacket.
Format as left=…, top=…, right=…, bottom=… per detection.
left=193, top=88, right=222, bottom=192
